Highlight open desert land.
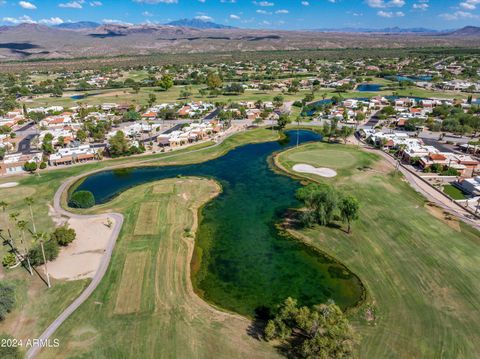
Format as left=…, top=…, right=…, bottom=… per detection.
left=276, top=142, right=480, bottom=358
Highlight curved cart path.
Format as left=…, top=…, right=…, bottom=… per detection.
left=25, top=127, right=246, bottom=359
left=26, top=174, right=124, bottom=359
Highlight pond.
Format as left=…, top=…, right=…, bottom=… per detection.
left=357, top=83, right=383, bottom=92
left=73, top=131, right=364, bottom=317
left=70, top=93, right=99, bottom=100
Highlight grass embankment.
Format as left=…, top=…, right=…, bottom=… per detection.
left=39, top=178, right=278, bottom=359
left=276, top=142, right=480, bottom=358
left=0, top=128, right=279, bottom=346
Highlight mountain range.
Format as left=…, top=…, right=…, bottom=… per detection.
left=0, top=22, right=479, bottom=61
left=165, top=19, right=236, bottom=29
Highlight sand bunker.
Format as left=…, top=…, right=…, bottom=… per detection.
left=0, top=182, right=19, bottom=188
left=48, top=215, right=116, bottom=281
left=293, top=164, right=337, bottom=178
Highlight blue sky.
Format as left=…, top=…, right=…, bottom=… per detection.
left=0, top=0, right=478, bottom=29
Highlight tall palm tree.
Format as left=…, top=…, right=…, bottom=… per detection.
left=24, top=197, right=36, bottom=233
left=8, top=211, right=19, bottom=247
left=32, top=231, right=51, bottom=288
left=17, top=220, right=33, bottom=275
left=0, top=201, right=10, bottom=238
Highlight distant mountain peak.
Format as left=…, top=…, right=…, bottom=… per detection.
left=166, top=18, right=235, bottom=29
left=446, top=26, right=480, bottom=36
left=54, top=21, right=101, bottom=30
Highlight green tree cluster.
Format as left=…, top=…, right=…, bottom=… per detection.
left=28, top=237, right=59, bottom=266
left=51, top=226, right=76, bottom=246
left=69, top=191, right=95, bottom=209
left=264, top=297, right=355, bottom=358
left=296, top=183, right=360, bottom=233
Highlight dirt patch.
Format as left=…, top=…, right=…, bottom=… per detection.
left=48, top=215, right=115, bottom=280
left=372, top=157, right=394, bottom=174
left=425, top=202, right=461, bottom=232
left=114, top=251, right=148, bottom=315
left=134, top=202, right=159, bottom=235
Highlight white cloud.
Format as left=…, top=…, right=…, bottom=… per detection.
left=229, top=14, right=240, bottom=19
left=440, top=10, right=480, bottom=20
left=366, top=0, right=405, bottom=8
left=275, top=9, right=288, bottom=14
left=377, top=10, right=405, bottom=17
left=39, top=17, right=64, bottom=25
left=460, top=0, right=480, bottom=10
left=195, top=15, right=213, bottom=21
left=2, top=15, right=35, bottom=24
left=256, top=9, right=272, bottom=14
left=413, top=3, right=429, bottom=10
left=253, top=1, right=274, bottom=6
left=90, top=1, right=102, bottom=6
left=19, top=1, right=37, bottom=10
left=301, top=1, right=309, bottom=6
left=58, top=1, right=83, bottom=8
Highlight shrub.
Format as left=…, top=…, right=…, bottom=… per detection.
left=23, top=161, right=37, bottom=173
left=39, top=162, right=47, bottom=169
left=69, top=191, right=95, bottom=208
left=0, top=283, right=15, bottom=321
left=52, top=226, right=76, bottom=246
left=28, top=240, right=59, bottom=266
left=2, top=253, right=16, bottom=268
left=442, top=168, right=460, bottom=176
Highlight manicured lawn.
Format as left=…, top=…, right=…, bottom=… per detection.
left=39, top=178, right=278, bottom=359
left=0, top=128, right=280, bottom=348
left=277, top=142, right=480, bottom=358
left=443, top=185, right=468, bottom=200
left=24, top=85, right=315, bottom=108
left=23, top=80, right=466, bottom=110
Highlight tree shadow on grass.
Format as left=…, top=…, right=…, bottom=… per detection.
left=246, top=305, right=271, bottom=341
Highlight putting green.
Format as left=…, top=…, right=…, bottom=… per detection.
left=288, top=149, right=357, bottom=170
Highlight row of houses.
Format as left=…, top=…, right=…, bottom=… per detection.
left=363, top=130, right=480, bottom=178
left=157, top=122, right=223, bottom=147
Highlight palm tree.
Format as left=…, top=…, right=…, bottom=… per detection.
left=32, top=231, right=51, bottom=288
left=25, top=197, right=36, bottom=233
left=8, top=211, right=19, bottom=246
left=0, top=200, right=10, bottom=238
left=17, top=220, right=33, bottom=275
